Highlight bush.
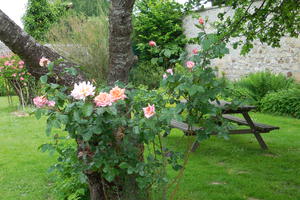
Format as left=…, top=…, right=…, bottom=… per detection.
left=232, top=71, right=295, bottom=107
left=129, top=61, right=165, bottom=88
left=131, top=0, right=187, bottom=88
left=0, top=77, right=8, bottom=96
left=261, top=88, right=300, bottom=118
left=47, top=13, right=108, bottom=84
left=23, top=0, right=66, bottom=42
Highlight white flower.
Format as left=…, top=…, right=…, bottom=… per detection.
left=71, top=81, right=95, bottom=100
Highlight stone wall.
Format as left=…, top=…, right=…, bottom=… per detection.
left=183, top=5, right=300, bottom=81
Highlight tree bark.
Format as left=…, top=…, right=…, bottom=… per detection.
left=108, top=0, right=137, bottom=85
left=0, top=9, right=86, bottom=87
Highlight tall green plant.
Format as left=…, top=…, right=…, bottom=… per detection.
left=62, top=0, right=110, bottom=16
left=47, top=13, right=109, bottom=84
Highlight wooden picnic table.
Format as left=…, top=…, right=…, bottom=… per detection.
left=169, top=100, right=279, bottom=152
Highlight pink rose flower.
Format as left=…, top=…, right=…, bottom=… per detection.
left=143, top=104, right=155, bottom=118
left=12, top=73, right=17, bottom=77
left=109, top=86, right=127, bottom=102
left=198, top=17, right=204, bottom=25
left=39, top=57, right=50, bottom=67
left=192, top=48, right=198, bottom=54
left=0, top=67, right=4, bottom=70
left=186, top=61, right=195, bottom=70
left=19, top=65, right=24, bottom=69
left=149, top=41, right=157, bottom=47
left=47, top=100, right=56, bottom=107
left=94, top=92, right=113, bottom=107
left=166, top=68, right=173, bottom=75
left=20, top=77, right=24, bottom=81
left=19, top=61, right=24, bottom=65
left=163, top=73, right=168, bottom=79
left=33, top=96, right=48, bottom=108
left=4, top=61, right=11, bottom=66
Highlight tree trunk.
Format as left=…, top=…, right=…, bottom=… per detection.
left=108, top=0, right=137, bottom=85
left=0, top=9, right=85, bottom=87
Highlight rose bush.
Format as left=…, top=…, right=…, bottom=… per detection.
left=34, top=18, right=234, bottom=198
left=0, top=54, right=36, bottom=106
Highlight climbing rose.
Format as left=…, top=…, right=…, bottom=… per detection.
left=19, top=65, right=24, bottom=69
left=186, top=61, right=195, bottom=69
left=109, top=86, right=127, bottom=102
left=143, top=104, right=155, bottom=118
left=198, top=17, right=204, bottom=25
left=94, top=92, right=113, bottom=107
left=163, top=73, right=168, bottom=79
left=19, top=61, right=24, bottom=65
left=20, top=77, right=24, bottom=81
left=71, top=81, right=95, bottom=100
left=47, top=100, right=56, bottom=107
left=39, top=57, right=50, bottom=67
left=149, top=41, right=156, bottom=47
left=12, top=73, right=17, bottom=77
left=33, top=96, right=48, bottom=108
left=166, top=68, right=173, bottom=75
left=192, top=48, right=198, bottom=54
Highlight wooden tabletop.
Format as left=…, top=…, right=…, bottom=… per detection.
left=180, top=99, right=256, bottom=114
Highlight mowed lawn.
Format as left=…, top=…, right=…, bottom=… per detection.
left=0, top=96, right=299, bottom=200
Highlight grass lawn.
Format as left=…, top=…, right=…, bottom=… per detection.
left=0, top=96, right=299, bottom=200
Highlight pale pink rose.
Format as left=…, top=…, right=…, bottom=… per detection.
left=198, top=17, right=204, bottom=25
left=33, top=96, right=48, bottom=108
left=166, top=68, right=173, bottom=75
left=19, top=61, right=24, bottom=65
left=19, top=65, right=24, bottom=69
left=109, top=86, right=127, bottom=102
left=149, top=41, right=156, bottom=47
left=163, top=73, right=168, bottom=79
left=47, top=100, right=56, bottom=107
left=71, top=81, right=95, bottom=100
left=12, top=73, right=17, bottom=77
left=0, top=67, right=4, bottom=70
left=21, top=72, right=25, bottom=75
left=27, top=72, right=31, bottom=75
left=186, top=61, right=195, bottom=70
left=94, top=92, right=113, bottom=107
left=12, top=67, right=17, bottom=70
left=143, top=104, right=155, bottom=118
left=4, top=61, right=11, bottom=66
left=39, top=57, right=50, bottom=67
left=192, top=48, right=198, bottom=54
left=20, top=77, right=24, bottom=81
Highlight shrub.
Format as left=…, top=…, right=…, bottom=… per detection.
left=47, top=13, right=108, bottom=84
left=129, top=61, right=165, bottom=88
left=261, top=88, right=300, bottom=118
left=232, top=71, right=295, bottom=107
left=0, top=54, right=37, bottom=106
left=131, top=0, right=187, bottom=88
left=23, top=0, right=66, bottom=42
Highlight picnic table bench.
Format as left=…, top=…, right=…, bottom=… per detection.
left=169, top=100, right=279, bottom=152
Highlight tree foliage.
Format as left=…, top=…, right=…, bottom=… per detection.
left=23, top=0, right=66, bottom=42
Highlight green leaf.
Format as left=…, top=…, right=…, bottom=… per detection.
left=81, top=103, right=94, bottom=117
left=40, top=75, right=48, bottom=84
left=35, top=109, right=42, bottom=120
left=133, top=126, right=140, bottom=134
left=151, top=58, right=158, bottom=65
left=164, top=49, right=172, bottom=58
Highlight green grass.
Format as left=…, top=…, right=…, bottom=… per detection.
left=0, top=96, right=299, bottom=200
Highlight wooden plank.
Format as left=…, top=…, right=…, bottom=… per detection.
left=222, top=114, right=279, bottom=132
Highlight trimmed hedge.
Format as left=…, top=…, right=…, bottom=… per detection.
left=261, top=88, right=300, bottom=119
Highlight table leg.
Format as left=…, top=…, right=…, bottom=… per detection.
left=242, top=112, right=268, bottom=150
